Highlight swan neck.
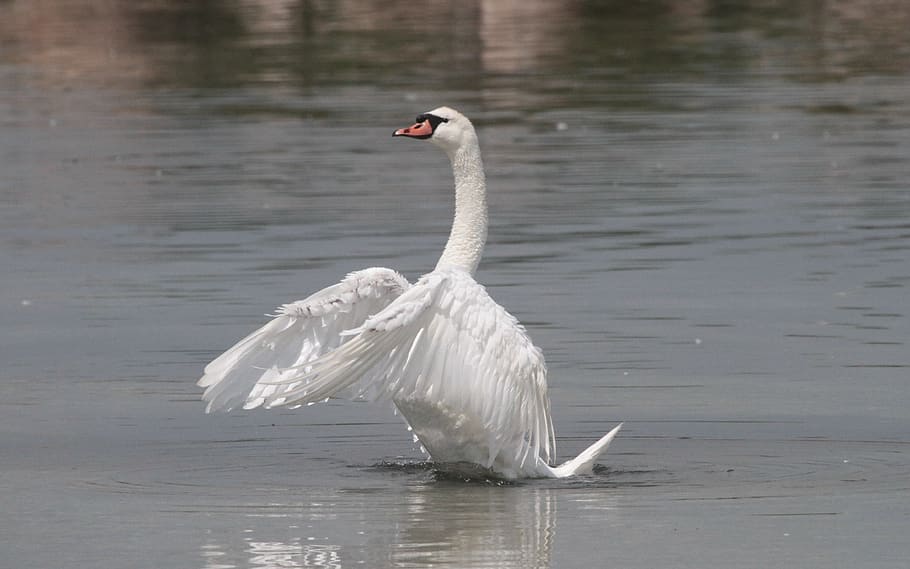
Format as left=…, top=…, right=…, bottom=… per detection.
left=436, top=140, right=487, bottom=274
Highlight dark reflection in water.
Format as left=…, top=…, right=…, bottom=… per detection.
left=5, top=0, right=910, bottom=92
left=1, top=1, right=909, bottom=569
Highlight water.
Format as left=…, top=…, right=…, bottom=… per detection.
left=2, top=1, right=908, bottom=568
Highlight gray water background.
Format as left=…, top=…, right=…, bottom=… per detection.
left=1, top=1, right=908, bottom=568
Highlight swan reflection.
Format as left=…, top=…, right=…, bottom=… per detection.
left=201, top=536, right=342, bottom=569
left=249, top=541, right=340, bottom=569
left=199, top=482, right=556, bottom=569
left=390, top=483, right=555, bottom=569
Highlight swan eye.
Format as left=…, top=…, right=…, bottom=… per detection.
left=416, top=113, right=450, bottom=131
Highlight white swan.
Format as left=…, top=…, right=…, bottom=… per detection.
left=198, top=107, right=622, bottom=479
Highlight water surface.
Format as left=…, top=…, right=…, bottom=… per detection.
left=1, top=2, right=908, bottom=568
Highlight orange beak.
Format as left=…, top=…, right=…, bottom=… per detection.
left=393, top=120, right=434, bottom=139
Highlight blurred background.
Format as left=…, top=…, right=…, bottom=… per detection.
left=1, top=1, right=908, bottom=568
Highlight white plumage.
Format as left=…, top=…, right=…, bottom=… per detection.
left=198, top=267, right=409, bottom=412
left=198, top=107, right=621, bottom=479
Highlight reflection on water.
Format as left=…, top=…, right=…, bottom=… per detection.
left=246, top=542, right=340, bottom=569
left=4, top=0, right=910, bottom=93
left=391, top=484, right=555, bottom=569
left=198, top=484, right=558, bottom=569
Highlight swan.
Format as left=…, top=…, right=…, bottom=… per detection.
left=198, top=107, right=622, bottom=479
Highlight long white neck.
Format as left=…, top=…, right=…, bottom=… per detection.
left=435, top=137, right=487, bottom=274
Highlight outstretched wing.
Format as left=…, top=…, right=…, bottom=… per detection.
left=198, top=267, right=409, bottom=412
left=261, top=268, right=556, bottom=467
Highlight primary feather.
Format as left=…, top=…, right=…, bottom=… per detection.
left=198, top=267, right=408, bottom=412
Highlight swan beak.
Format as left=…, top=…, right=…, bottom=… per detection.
left=393, top=120, right=433, bottom=139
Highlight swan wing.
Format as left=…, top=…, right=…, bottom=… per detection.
left=262, top=267, right=556, bottom=467
left=197, top=267, right=409, bottom=412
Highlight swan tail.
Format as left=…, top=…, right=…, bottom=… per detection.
left=550, top=423, right=623, bottom=478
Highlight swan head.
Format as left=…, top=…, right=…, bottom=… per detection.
left=393, top=106, right=476, bottom=154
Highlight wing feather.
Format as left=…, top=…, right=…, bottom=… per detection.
left=198, top=267, right=409, bottom=412
left=263, top=267, right=556, bottom=467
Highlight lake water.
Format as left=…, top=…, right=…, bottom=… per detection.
left=1, top=1, right=908, bottom=568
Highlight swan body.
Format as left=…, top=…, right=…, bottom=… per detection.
left=198, top=107, right=622, bottom=479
